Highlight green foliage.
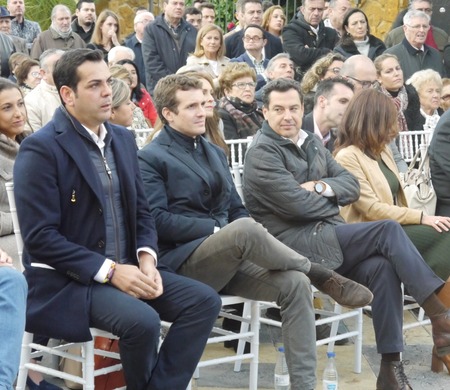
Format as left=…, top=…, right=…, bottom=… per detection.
left=24, top=0, right=76, bottom=31
left=188, top=0, right=236, bottom=31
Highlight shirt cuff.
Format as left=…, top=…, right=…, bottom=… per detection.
left=137, top=247, right=158, bottom=266
left=321, top=182, right=335, bottom=197
left=213, top=226, right=221, bottom=233
left=94, top=259, right=115, bottom=283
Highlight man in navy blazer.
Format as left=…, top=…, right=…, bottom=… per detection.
left=137, top=74, right=373, bottom=389
left=230, top=24, right=269, bottom=90
left=13, top=49, right=221, bottom=390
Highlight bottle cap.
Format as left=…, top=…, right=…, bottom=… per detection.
left=278, top=346, right=285, bottom=353
left=327, top=352, right=336, bottom=358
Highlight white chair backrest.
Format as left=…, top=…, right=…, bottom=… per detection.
left=5, top=181, right=24, bottom=271
left=134, top=128, right=153, bottom=149
left=226, top=137, right=253, bottom=168
left=398, top=130, right=432, bottom=162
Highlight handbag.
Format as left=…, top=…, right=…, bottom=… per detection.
left=94, top=336, right=126, bottom=390
left=60, top=337, right=125, bottom=390
left=402, top=143, right=436, bottom=216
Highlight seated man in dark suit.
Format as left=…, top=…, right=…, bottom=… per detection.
left=137, top=73, right=373, bottom=390
left=13, top=48, right=222, bottom=390
left=302, top=77, right=354, bottom=151
left=225, top=0, right=283, bottom=59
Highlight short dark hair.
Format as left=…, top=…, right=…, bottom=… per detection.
left=243, top=24, right=266, bottom=39
left=313, top=78, right=354, bottom=106
left=153, top=74, right=203, bottom=125
left=76, top=0, right=95, bottom=11
left=199, top=3, right=215, bottom=11
left=53, top=48, right=104, bottom=95
left=237, top=0, right=263, bottom=13
left=184, top=6, right=201, bottom=17
left=262, top=78, right=303, bottom=108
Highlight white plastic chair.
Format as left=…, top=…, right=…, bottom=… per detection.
left=398, top=130, right=432, bottom=162
left=7, top=181, right=260, bottom=390
left=6, top=182, right=124, bottom=390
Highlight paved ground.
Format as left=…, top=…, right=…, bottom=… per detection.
left=43, top=305, right=450, bottom=390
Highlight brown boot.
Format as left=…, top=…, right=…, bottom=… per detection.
left=315, top=271, right=373, bottom=309
left=437, top=277, right=450, bottom=308
left=431, top=309, right=450, bottom=356
left=376, top=360, right=412, bottom=390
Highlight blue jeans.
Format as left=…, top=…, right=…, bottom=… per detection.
left=0, top=267, right=27, bottom=390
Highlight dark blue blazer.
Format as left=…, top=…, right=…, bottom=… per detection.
left=229, top=52, right=268, bottom=90
left=14, top=107, right=158, bottom=342
left=302, top=111, right=336, bottom=152
left=137, top=127, right=249, bottom=271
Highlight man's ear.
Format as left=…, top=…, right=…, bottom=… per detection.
left=262, top=105, right=269, bottom=119
left=162, top=107, right=173, bottom=124
left=317, top=94, right=327, bottom=108
left=262, top=38, right=268, bottom=47
left=59, top=85, right=75, bottom=107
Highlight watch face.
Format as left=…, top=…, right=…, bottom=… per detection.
left=315, top=183, right=324, bottom=193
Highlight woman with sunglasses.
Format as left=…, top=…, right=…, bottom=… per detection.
left=217, top=62, right=264, bottom=140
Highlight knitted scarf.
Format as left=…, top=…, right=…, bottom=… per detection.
left=378, top=84, right=409, bottom=132
left=220, top=97, right=263, bottom=137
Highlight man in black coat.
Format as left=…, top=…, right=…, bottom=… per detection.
left=282, top=0, right=338, bottom=78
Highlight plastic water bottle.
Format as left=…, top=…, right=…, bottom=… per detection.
left=274, top=346, right=290, bottom=389
left=322, top=352, right=338, bottom=390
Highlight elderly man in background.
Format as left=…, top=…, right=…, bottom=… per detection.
left=385, top=9, right=443, bottom=79
left=142, top=0, right=197, bottom=94
left=24, top=49, right=63, bottom=132
left=324, top=0, right=352, bottom=37
left=71, top=0, right=96, bottom=44
left=283, top=0, right=338, bottom=79
left=125, top=11, right=154, bottom=88
left=7, top=0, right=41, bottom=50
left=0, top=6, right=27, bottom=53
left=30, top=4, right=86, bottom=60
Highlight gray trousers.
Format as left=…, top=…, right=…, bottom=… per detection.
left=178, top=218, right=317, bottom=390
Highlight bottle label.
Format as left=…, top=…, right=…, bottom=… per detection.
left=323, top=380, right=338, bottom=390
left=274, top=374, right=290, bottom=386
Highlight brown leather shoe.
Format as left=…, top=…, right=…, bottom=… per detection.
left=376, top=360, right=412, bottom=390
left=431, top=309, right=450, bottom=356
left=316, top=271, right=373, bottom=309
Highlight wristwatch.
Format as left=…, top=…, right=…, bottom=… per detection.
left=314, top=181, right=325, bottom=195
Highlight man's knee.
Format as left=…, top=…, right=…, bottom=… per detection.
left=0, top=267, right=27, bottom=296
left=229, top=217, right=268, bottom=242
left=278, top=271, right=312, bottom=301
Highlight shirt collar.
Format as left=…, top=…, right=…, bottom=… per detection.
left=84, top=123, right=107, bottom=156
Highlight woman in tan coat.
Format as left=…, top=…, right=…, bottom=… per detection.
left=334, top=89, right=450, bottom=373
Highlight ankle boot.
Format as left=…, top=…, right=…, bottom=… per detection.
left=431, top=346, right=450, bottom=374
left=437, top=277, right=450, bottom=308
left=376, top=360, right=412, bottom=390
left=431, top=308, right=450, bottom=356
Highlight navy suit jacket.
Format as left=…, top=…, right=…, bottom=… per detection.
left=14, top=107, right=158, bottom=342
left=229, top=52, right=268, bottom=90
left=137, top=127, right=249, bottom=271
left=302, top=112, right=336, bottom=152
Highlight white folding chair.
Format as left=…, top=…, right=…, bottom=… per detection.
left=398, top=130, right=432, bottom=162
left=8, top=181, right=260, bottom=390
left=134, top=128, right=153, bottom=149
left=6, top=182, right=124, bottom=390
left=237, top=293, right=363, bottom=374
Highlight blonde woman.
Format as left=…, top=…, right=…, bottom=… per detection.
left=262, top=5, right=286, bottom=38
left=186, top=24, right=229, bottom=79
left=87, top=10, right=121, bottom=60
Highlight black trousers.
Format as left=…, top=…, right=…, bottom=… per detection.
left=334, top=220, right=443, bottom=354
left=89, top=269, right=222, bottom=390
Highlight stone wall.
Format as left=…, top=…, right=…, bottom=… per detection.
left=96, top=0, right=161, bottom=40
left=360, top=0, right=408, bottom=39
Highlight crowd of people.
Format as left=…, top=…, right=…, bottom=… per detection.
left=2, top=0, right=450, bottom=389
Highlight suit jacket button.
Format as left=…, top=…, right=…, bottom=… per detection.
left=98, top=208, right=103, bottom=215
left=203, top=190, right=210, bottom=195
left=98, top=240, right=105, bottom=248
